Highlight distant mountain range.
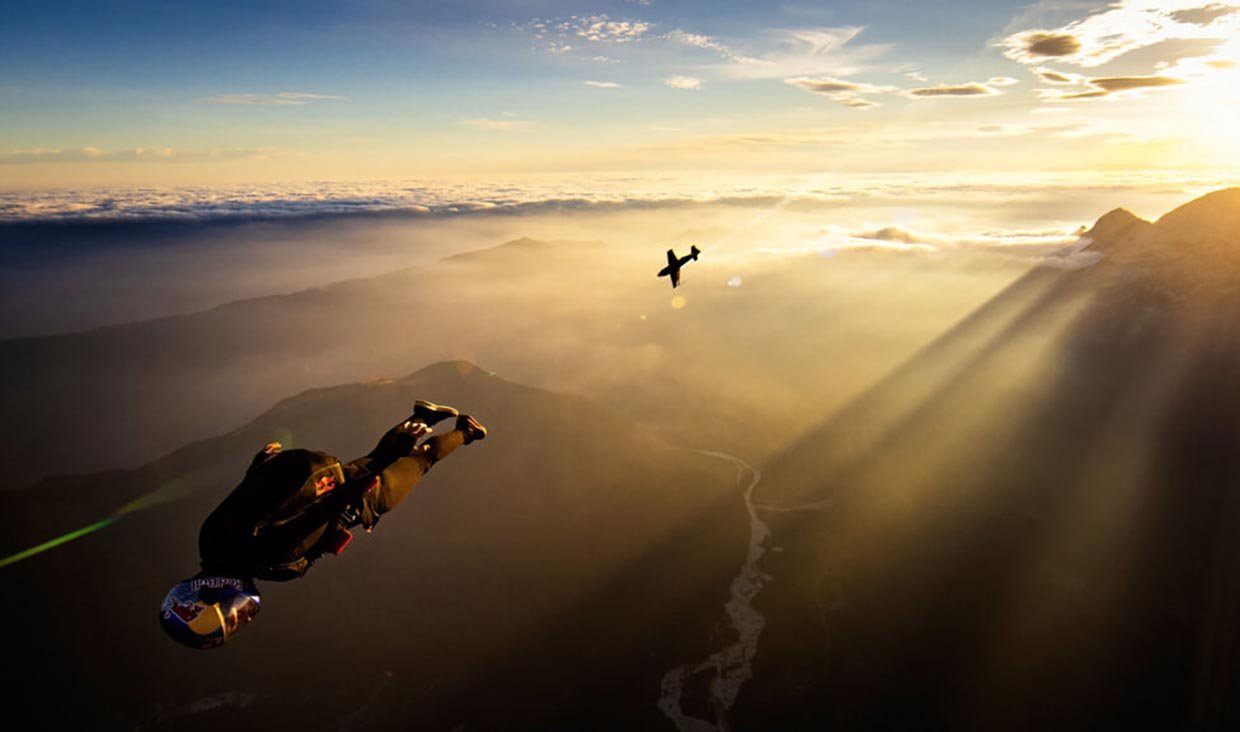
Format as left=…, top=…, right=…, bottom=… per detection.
left=1, top=228, right=999, bottom=489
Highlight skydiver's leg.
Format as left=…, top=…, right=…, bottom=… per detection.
left=352, top=423, right=473, bottom=518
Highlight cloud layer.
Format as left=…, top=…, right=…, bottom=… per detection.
left=2, top=171, right=1231, bottom=226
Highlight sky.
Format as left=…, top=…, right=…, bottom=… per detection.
left=1, top=0, right=1238, bottom=189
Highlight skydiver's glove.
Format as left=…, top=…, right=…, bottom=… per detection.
left=247, top=441, right=283, bottom=471
left=370, top=420, right=432, bottom=464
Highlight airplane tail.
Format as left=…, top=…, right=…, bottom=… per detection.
left=690, top=245, right=700, bottom=260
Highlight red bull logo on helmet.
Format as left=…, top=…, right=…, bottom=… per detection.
left=314, top=474, right=337, bottom=496
left=167, top=599, right=204, bottom=624
left=189, top=576, right=244, bottom=592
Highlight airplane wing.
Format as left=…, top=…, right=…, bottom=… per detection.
left=667, top=249, right=678, bottom=267
left=670, top=268, right=681, bottom=288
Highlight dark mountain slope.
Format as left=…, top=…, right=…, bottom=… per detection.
left=1, top=361, right=745, bottom=731
left=1, top=231, right=1008, bottom=489
left=734, top=188, right=1240, bottom=730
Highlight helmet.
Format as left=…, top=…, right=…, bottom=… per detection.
left=159, top=575, right=261, bottom=649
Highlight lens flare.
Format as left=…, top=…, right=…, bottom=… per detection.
left=0, top=517, right=119, bottom=569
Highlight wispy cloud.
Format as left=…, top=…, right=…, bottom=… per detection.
left=1168, top=3, right=1240, bottom=26
left=0, top=147, right=270, bottom=164
left=787, top=75, right=1006, bottom=106
left=665, top=75, right=702, bottom=90
left=1040, top=74, right=1187, bottom=100
left=664, top=29, right=762, bottom=64
left=1037, top=68, right=1079, bottom=84
left=583, top=80, right=622, bottom=89
left=714, top=26, right=897, bottom=81
left=517, top=14, right=652, bottom=50
left=785, top=76, right=895, bottom=108
left=904, top=82, right=1003, bottom=98
left=460, top=117, right=532, bottom=131
left=204, top=92, right=345, bottom=106
left=720, top=26, right=891, bottom=79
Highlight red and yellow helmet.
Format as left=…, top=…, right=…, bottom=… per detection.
left=159, top=575, right=261, bottom=649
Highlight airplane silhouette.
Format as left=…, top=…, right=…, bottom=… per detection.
left=657, top=245, right=700, bottom=289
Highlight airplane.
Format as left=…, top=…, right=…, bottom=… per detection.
left=657, top=245, right=700, bottom=289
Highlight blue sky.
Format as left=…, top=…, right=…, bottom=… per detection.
left=2, top=1, right=1238, bottom=187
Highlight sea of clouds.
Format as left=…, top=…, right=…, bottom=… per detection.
left=1, top=171, right=1231, bottom=226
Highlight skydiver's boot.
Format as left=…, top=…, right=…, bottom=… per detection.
left=409, top=400, right=459, bottom=427
left=456, top=414, right=488, bottom=444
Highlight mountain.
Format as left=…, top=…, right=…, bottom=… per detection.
left=720, top=187, right=1240, bottom=729
left=0, top=232, right=1008, bottom=489
left=0, top=361, right=746, bottom=730
left=1083, top=187, right=1240, bottom=299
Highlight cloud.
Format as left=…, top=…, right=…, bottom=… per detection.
left=563, top=15, right=652, bottom=43
left=665, top=75, right=702, bottom=90
left=1014, top=32, right=1083, bottom=59
left=1053, top=89, right=1111, bottom=100
left=582, top=17, right=651, bottom=42
left=205, top=92, right=345, bottom=106
left=1168, top=4, right=1240, bottom=25
left=998, top=0, right=1240, bottom=69
left=0, top=147, right=269, bottom=164
left=784, top=76, right=896, bottom=108
left=515, top=14, right=652, bottom=54
left=664, top=29, right=762, bottom=64
left=584, top=80, right=622, bottom=89
left=1040, top=74, right=1186, bottom=100
left=460, top=117, right=532, bottom=131
left=1, top=172, right=1231, bottom=228
left=904, top=82, right=1001, bottom=98
left=1091, top=74, right=1186, bottom=91
left=647, top=120, right=1117, bottom=153
left=988, top=76, right=1020, bottom=87
left=1037, top=68, right=1077, bottom=83
left=714, top=26, right=892, bottom=79
left=847, top=223, right=1100, bottom=267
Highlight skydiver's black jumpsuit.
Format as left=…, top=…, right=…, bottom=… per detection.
left=198, top=420, right=466, bottom=581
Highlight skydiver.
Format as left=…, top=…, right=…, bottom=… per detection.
left=159, top=401, right=487, bottom=649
